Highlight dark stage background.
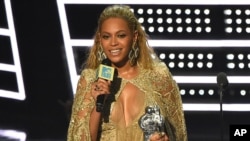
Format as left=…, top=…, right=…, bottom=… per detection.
left=0, top=0, right=71, bottom=140
left=0, top=0, right=250, bottom=141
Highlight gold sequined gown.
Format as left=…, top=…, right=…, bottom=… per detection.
left=67, top=62, right=187, bottom=141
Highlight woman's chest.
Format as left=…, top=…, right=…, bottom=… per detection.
left=110, top=82, right=146, bottom=127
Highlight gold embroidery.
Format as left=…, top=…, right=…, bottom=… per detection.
left=67, top=62, right=187, bottom=141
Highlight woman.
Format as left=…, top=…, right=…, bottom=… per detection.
left=67, top=5, right=187, bottom=141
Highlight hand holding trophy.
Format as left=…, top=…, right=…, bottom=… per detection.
left=139, top=105, right=167, bottom=141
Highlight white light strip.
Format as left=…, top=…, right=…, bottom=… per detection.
left=71, top=39, right=250, bottom=48
left=148, top=40, right=250, bottom=48
left=70, top=39, right=93, bottom=47
left=183, top=103, right=250, bottom=111
left=0, top=90, right=24, bottom=100
left=174, top=76, right=250, bottom=84
left=61, top=0, right=250, bottom=5
left=0, top=129, right=26, bottom=141
left=0, top=63, right=16, bottom=72
left=0, top=0, right=26, bottom=100
left=0, top=28, right=10, bottom=36
left=57, top=0, right=79, bottom=93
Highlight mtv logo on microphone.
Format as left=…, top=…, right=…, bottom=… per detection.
left=230, top=125, right=250, bottom=141
left=98, top=64, right=115, bottom=81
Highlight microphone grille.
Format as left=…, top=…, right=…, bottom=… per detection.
left=216, top=72, right=229, bottom=89
left=101, top=59, right=111, bottom=66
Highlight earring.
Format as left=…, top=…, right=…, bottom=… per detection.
left=97, top=44, right=107, bottom=62
left=129, top=41, right=139, bottom=66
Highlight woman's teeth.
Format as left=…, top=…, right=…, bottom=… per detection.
left=110, top=49, right=121, bottom=55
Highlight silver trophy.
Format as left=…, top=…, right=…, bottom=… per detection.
left=139, top=105, right=165, bottom=141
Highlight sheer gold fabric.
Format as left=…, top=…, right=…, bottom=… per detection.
left=67, top=62, right=187, bottom=141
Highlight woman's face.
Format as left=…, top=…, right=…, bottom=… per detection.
left=99, top=17, right=136, bottom=66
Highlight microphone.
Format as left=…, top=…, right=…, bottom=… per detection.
left=216, top=72, right=229, bottom=141
left=217, top=72, right=229, bottom=90
left=96, top=59, right=115, bottom=112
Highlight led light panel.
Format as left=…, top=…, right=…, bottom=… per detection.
left=0, top=0, right=25, bottom=100
left=56, top=0, right=250, bottom=111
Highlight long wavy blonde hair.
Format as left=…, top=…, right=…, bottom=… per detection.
left=84, top=5, right=159, bottom=70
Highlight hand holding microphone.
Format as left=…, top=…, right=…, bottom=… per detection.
left=92, top=79, right=111, bottom=100
left=91, top=59, right=115, bottom=112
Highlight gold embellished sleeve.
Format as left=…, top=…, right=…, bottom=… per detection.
left=152, top=62, right=188, bottom=141
left=67, top=69, right=96, bottom=141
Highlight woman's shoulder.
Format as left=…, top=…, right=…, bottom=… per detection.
left=81, top=68, right=96, bottom=74
left=148, top=61, right=175, bottom=84
left=80, top=68, right=97, bottom=81
left=152, top=61, right=170, bottom=74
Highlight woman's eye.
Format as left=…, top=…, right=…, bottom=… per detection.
left=117, top=34, right=126, bottom=38
left=102, top=35, right=109, bottom=39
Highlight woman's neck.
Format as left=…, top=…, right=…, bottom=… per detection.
left=113, top=62, right=138, bottom=79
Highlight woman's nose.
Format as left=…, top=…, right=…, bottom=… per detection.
left=110, top=36, right=118, bottom=46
